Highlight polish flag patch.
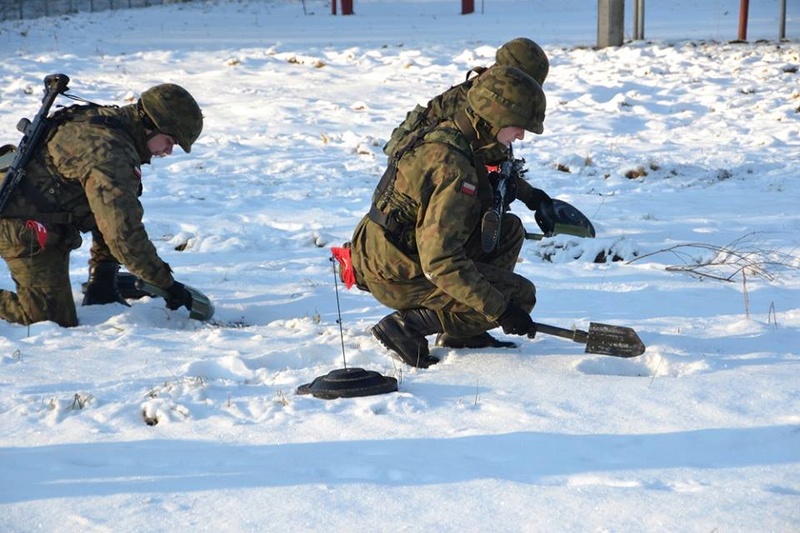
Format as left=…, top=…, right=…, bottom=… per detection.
left=459, top=181, right=477, bottom=196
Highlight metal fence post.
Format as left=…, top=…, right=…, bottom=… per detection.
left=779, top=0, right=787, bottom=40
left=597, top=0, right=625, bottom=48
left=738, top=0, right=750, bottom=41
left=633, top=0, right=645, bottom=40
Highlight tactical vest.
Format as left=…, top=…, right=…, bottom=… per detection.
left=368, top=110, right=487, bottom=255
left=1, top=104, right=125, bottom=227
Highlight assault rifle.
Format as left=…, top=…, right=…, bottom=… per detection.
left=481, top=147, right=526, bottom=253
left=0, top=73, right=71, bottom=214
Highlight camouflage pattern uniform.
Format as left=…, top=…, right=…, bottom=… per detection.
left=351, top=67, right=547, bottom=367
left=383, top=37, right=550, bottom=212
left=353, top=128, right=534, bottom=335
left=0, top=85, right=202, bottom=327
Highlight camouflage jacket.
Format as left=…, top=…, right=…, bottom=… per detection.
left=383, top=66, right=543, bottom=211
left=353, top=110, right=512, bottom=321
left=2, top=103, right=174, bottom=288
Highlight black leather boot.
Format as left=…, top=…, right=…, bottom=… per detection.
left=116, top=272, right=155, bottom=300
left=371, top=308, right=442, bottom=368
left=81, top=261, right=128, bottom=306
left=435, top=332, right=516, bottom=349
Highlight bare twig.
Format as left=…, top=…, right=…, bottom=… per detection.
left=768, top=302, right=778, bottom=328
left=742, top=270, right=750, bottom=318
left=629, top=232, right=798, bottom=283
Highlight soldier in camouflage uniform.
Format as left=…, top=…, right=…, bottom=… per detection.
left=383, top=37, right=548, bottom=158
left=349, top=66, right=546, bottom=368
left=0, top=83, right=203, bottom=327
left=383, top=37, right=553, bottom=267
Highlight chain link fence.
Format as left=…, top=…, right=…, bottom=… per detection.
left=0, top=0, right=192, bottom=21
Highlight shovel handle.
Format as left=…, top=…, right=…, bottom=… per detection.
left=531, top=322, right=588, bottom=344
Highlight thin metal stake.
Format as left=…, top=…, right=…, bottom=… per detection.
left=330, top=257, right=348, bottom=369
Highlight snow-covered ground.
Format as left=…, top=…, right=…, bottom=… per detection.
left=1, top=1, right=799, bottom=531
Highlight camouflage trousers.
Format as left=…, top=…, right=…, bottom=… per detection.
left=0, top=218, right=82, bottom=327
left=359, top=214, right=536, bottom=337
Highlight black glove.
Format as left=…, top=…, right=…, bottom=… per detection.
left=526, top=187, right=552, bottom=212
left=81, top=261, right=129, bottom=307
left=164, top=281, right=193, bottom=312
left=497, top=302, right=536, bottom=337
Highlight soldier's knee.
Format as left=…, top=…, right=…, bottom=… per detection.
left=502, top=213, right=524, bottom=240
left=517, top=276, right=537, bottom=312
left=19, top=288, right=78, bottom=327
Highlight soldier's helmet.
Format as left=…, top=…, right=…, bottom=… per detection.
left=467, top=65, right=546, bottom=134
left=140, top=84, right=203, bottom=153
left=495, top=37, right=549, bottom=86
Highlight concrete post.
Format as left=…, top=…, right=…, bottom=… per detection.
left=597, top=0, right=625, bottom=48
left=633, top=0, right=645, bottom=41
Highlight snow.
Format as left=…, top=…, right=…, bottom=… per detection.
left=1, top=0, right=799, bottom=531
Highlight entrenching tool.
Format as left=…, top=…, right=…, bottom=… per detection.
left=532, top=321, right=646, bottom=357
left=134, top=279, right=215, bottom=321
left=525, top=198, right=596, bottom=241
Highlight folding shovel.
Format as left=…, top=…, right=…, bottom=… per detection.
left=532, top=321, right=646, bottom=358
left=134, top=279, right=215, bottom=321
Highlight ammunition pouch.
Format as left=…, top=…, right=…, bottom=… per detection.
left=383, top=104, right=428, bottom=158
left=367, top=163, right=419, bottom=256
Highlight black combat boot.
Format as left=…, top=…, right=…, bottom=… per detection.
left=81, top=261, right=128, bottom=306
left=372, top=308, right=442, bottom=368
left=435, top=332, right=516, bottom=349
left=116, top=272, right=155, bottom=300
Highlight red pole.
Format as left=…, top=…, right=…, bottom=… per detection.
left=332, top=0, right=336, bottom=15
left=738, top=0, right=750, bottom=41
left=341, top=0, right=353, bottom=15
left=462, top=0, right=474, bottom=15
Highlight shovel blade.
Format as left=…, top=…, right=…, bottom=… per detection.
left=134, top=279, right=215, bottom=321
left=585, top=322, right=646, bottom=357
left=184, top=285, right=215, bottom=321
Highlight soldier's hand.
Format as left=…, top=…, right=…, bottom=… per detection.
left=526, top=188, right=552, bottom=212
left=164, top=281, right=193, bottom=311
left=497, top=302, right=535, bottom=337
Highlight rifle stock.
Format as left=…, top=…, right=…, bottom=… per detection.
left=0, top=73, right=70, bottom=214
left=481, top=149, right=525, bottom=252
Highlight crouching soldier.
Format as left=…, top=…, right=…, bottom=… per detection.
left=343, top=66, right=547, bottom=368
left=383, top=37, right=555, bottom=288
left=0, top=82, right=204, bottom=327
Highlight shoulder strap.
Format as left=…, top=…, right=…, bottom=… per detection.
left=453, top=109, right=487, bottom=180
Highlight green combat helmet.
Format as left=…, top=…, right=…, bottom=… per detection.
left=495, top=37, right=550, bottom=86
left=467, top=65, right=546, bottom=135
left=140, top=83, right=203, bottom=153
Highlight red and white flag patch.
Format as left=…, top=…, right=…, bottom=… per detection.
left=25, top=220, right=48, bottom=250
left=459, top=181, right=477, bottom=196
